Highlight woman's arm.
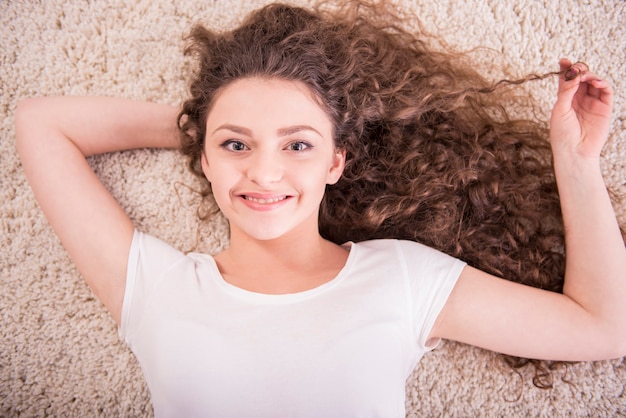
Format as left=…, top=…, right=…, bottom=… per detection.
left=15, top=97, right=180, bottom=324
left=430, top=60, right=626, bottom=361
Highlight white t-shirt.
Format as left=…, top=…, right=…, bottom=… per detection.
left=120, top=230, right=466, bottom=418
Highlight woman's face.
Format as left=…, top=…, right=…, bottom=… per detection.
left=201, top=77, right=345, bottom=242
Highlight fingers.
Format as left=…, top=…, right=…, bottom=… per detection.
left=584, top=76, right=613, bottom=106
left=558, top=59, right=589, bottom=89
left=564, top=61, right=589, bottom=81
left=557, top=59, right=613, bottom=102
left=576, top=71, right=613, bottom=107
left=555, top=59, right=584, bottom=108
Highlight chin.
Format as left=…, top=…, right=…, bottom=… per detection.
left=237, top=226, right=293, bottom=242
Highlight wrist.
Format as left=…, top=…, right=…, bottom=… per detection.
left=551, top=142, right=602, bottom=170
left=552, top=149, right=606, bottom=198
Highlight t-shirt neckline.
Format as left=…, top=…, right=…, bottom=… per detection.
left=207, top=242, right=357, bottom=303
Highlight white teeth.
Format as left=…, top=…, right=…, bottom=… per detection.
left=244, top=196, right=286, bottom=204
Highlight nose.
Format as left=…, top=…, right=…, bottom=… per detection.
left=246, top=150, right=284, bottom=186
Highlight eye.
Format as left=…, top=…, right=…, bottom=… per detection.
left=221, top=140, right=248, bottom=152
left=286, top=141, right=312, bottom=152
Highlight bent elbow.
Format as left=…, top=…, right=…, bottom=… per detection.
left=609, top=335, right=626, bottom=360
left=15, top=97, right=60, bottom=159
left=15, top=97, right=41, bottom=125
left=15, top=98, right=43, bottom=151
left=595, top=325, right=626, bottom=360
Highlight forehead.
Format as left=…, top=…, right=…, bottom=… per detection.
left=206, top=77, right=334, bottom=136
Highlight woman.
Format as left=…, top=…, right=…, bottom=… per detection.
left=15, top=2, right=625, bottom=416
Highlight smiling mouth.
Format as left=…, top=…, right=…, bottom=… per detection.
left=243, top=195, right=289, bottom=204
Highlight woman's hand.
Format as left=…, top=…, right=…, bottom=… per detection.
left=549, top=58, right=613, bottom=159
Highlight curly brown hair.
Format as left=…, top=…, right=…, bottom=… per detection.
left=178, top=1, right=569, bottom=387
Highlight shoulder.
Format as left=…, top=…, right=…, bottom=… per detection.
left=351, top=239, right=465, bottom=280
left=122, top=231, right=219, bottom=316
left=129, top=231, right=216, bottom=277
left=352, top=238, right=451, bottom=259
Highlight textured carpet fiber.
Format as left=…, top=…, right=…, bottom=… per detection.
left=2, top=0, right=625, bottom=416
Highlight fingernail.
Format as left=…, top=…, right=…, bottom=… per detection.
left=564, top=68, right=579, bottom=81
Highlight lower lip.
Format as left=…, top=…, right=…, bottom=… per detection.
left=239, top=196, right=292, bottom=212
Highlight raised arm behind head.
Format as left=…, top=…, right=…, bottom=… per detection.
left=15, top=97, right=179, bottom=324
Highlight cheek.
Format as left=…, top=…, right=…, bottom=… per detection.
left=296, top=166, right=333, bottom=198
left=205, top=160, right=235, bottom=189
left=205, top=172, right=234, bottom=213
left=203, top=155, right=235, bottom=182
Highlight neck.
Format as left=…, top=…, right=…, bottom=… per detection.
left=215, top=221, right=348, bottom=294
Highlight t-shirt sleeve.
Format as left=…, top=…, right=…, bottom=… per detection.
left=119, top=230, right=187, bottom=344
left=395, top=240, right=466, bottom=351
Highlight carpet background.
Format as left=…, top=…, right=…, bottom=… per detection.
left=1, top=0, right=625, bottom=416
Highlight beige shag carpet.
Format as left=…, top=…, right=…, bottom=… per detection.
left=2, top=0, right=625, bottom=416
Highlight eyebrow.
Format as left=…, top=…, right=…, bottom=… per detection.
left=211, top=124, right=324, bottom=138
